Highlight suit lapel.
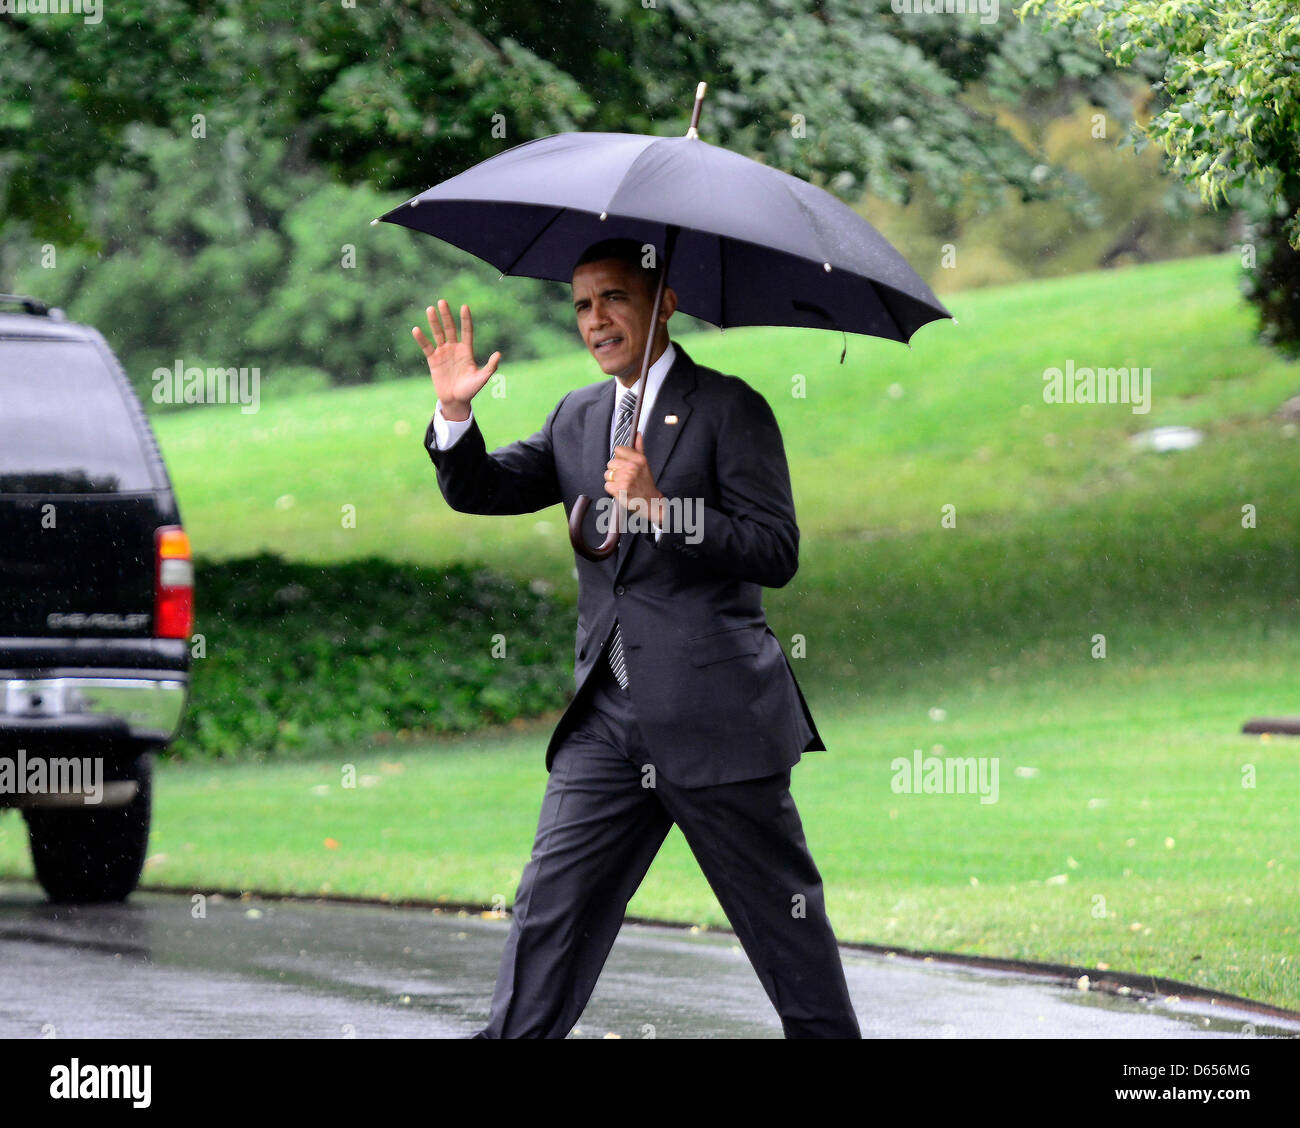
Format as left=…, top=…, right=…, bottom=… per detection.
left=582, top=377, right=617, bottom=510
left=639, top=344, right=696, bottom=486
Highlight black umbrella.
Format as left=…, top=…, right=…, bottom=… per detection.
left=379, top=84, right=950, bottom=560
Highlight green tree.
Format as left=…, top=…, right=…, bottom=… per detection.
left=5, top=129, right=573, bottom=395
left=1, top=0, right=1143, bottom=390
left=1, top=0, right=1122, bottom=237
left=0, top=1, right=593, bottom=243
left=1022, top=0, right=1300, bottom=352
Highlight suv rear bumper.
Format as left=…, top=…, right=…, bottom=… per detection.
left=0, top=671, right=188, bottom=743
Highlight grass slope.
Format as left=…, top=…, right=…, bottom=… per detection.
left=3, top=252, right=1298, bottom=1010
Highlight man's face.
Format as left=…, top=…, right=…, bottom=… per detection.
left=571, top=257, right=669, bottom=380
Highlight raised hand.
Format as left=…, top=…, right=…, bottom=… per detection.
left=412, top=299, right=501, bottom=421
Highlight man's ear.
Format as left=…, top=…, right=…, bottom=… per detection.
left=660, top=286, right=678, bottom=323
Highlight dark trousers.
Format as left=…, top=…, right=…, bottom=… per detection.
left=474, top=659, right=861, bottom=1038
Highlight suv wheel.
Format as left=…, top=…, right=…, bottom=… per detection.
left=23, top=750, right=152, bottom=903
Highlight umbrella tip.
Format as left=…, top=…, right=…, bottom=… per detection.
left=686, top=81, right=708, bottom=140
left=369, top=218, right=379, bottom=226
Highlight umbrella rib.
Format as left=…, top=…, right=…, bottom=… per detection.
left=868, top=277, right=908, bottom=342
left=780, top=177, right=924, bottom=342
left=781, top=176, right=835, bottom=271
left=602, top=135, right=673, bottom=219
left=501, top=206, right=568, bottom=277
left=778, top=176, right=878, bottom=340
left=718, top=233, right=727, bottom=329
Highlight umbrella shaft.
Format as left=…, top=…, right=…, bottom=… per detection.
left=627, top=225, right=679, bottom=443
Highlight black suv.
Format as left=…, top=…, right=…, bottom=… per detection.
left=0, top=295, right=192, bottom=901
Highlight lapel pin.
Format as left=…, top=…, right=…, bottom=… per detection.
left=663, top=414, right=678, bottom=425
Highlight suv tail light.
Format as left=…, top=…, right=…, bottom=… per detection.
left=154, top=526, right=194, bottom=639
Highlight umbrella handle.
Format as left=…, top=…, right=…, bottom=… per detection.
left=568, top=494, right=619, bottom=560
left=568, top=224, right=681, bottom=562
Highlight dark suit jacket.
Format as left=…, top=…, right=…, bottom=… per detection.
left=424, top=342, right=825, bottom=787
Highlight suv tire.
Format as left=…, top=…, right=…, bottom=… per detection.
left=23, top=750, right=153, bottom=903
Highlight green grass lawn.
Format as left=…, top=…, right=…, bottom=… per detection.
left=3, top=251, right=1298, bottom=1008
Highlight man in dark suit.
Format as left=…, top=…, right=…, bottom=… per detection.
left=413, top=238, right=860, bottom=1038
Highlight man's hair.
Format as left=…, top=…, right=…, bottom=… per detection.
left=572, top=237, right=663, bottom=293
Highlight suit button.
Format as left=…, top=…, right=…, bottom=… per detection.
left=614, top=585, right=625, bottom=596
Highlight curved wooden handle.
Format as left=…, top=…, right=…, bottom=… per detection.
left=568, top=493, right=620, bottom=561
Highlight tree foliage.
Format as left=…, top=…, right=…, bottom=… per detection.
left=0, top=0, right=1121, bottom=239
left=5, top=129, right=572, bottom=397
left=1023, top=0, right=1300, bottom=350
left=1, top=1, right=1173, bottom=385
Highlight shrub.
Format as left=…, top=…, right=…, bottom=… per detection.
left=176, top=554, right=574, bottom=760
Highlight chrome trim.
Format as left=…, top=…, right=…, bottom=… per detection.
left=2, top=676, right=187, bottom=741
left=8, top=781, right=139, bottom=810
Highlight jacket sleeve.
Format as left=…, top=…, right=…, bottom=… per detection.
left=424, top=393, right=568, bottom=516
left=650, top=382, right=800, bottom=588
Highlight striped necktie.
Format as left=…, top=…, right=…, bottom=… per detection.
left=605, top=386, right=638, bottom=690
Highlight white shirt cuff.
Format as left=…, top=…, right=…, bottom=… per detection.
left=431, top=401, right=473, bottom=450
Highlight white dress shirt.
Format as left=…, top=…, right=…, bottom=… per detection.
left=429, top=342, right=678, bottom=539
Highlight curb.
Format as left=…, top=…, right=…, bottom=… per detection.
left=135, top=882, right=1300, bottom=1026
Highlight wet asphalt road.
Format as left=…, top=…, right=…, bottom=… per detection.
left=0, top=880, right=1296, bottom=1039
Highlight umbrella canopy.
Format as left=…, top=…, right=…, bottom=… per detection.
left=380, top=128, right=949, bottom=344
